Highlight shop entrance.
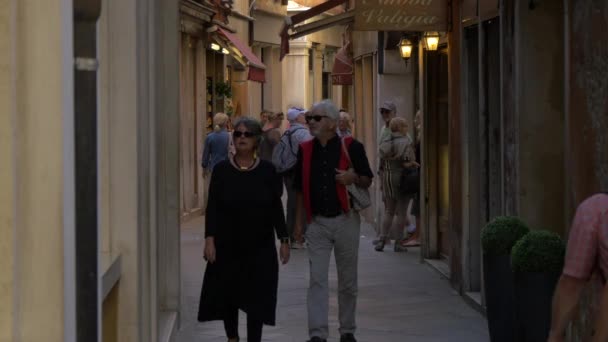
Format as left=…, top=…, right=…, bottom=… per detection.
left=179, top=33, right=203, bottom=220
left=425, top=46, right=450, bottom=261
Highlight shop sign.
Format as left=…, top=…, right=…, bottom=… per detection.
left=353, top=0, right=447, bottom=31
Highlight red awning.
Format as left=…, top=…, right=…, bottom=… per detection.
left=279, top=0, right=348, bottom=61
left=331, top=41, right=353, bottom=85
left=217, top=27, right=266, bottom=83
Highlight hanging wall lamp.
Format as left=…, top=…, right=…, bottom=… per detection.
left=398, top=37, right=413, bottom=60
left=423, top=31, right=440, bottom=51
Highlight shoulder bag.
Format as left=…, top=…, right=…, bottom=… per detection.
left=341, top=138, right=371, bottom=211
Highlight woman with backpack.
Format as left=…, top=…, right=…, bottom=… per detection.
left=258, top=110, right=283, bottom=162
left=272, top=107, right=312, bottom=249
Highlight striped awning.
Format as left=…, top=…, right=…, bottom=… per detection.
left=216, top=27, right=266, bottom=83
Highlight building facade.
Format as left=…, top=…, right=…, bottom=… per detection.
left=281, top=0, right=606, bottom=338
left=1, top=0, right=182, bottom=341
left=419, top=0, right=606, bottom=339
left=179, top=0, right=215, bottom=221
left=178, top=0, right=273, bottom=220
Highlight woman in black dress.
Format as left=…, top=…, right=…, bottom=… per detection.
left=198, top=116, right=290, bottom=342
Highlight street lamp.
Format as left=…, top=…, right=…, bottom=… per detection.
left=398, top=37, right=413, bottom=60
left=423, top=31, right=440, bottom=51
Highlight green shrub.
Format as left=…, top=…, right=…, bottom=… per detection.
left=481, top=216, right=529, bottom=256
left=511, top=230, right=565, bottom=274
left=215, top=81, right=232, bottom=99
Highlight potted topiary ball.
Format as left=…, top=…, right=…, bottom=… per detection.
left=481, top=216, right=529, bottom=342
left=511, top=230, right=565, bottom=342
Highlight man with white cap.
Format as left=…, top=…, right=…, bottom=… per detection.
left=379, top=100, right=397, bottom=144
left=374, top=100, right=399, bottom=245
left=272, top=106, right=313, bottom=248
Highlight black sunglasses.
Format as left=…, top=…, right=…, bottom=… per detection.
left=380, top=108, right=391, bottom=114
left=233, top=131, right=256, bottom=138
left=305, top=115, right=328, bottom=123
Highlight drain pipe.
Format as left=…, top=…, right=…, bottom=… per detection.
left=73, top=2, right=101, bottom=341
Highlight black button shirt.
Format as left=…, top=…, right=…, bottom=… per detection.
left=294, top=135, right=374, bottom=217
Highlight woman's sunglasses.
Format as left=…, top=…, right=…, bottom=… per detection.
left=305, top=115, right=328, bottom=123
left=233, top=131, right=256, bottom=138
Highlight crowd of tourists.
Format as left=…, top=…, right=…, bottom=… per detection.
left=198, top=99, right=422, bottom=342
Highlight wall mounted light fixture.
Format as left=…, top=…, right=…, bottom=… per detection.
left=423, top=31, right=440, bottom=51
left=210, top=43, right=221, bottom=51
left=398, top=37, right=413, bottom=60
left=221, top=48, right=230, bottom=55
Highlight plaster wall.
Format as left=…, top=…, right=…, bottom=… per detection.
left=0, top=1, right=180, bottom=340
left=100, top=0, right=182, bottom=339
left=263, top=47, right=284, bottom=112
left=253, top=12, right=283, bottom=46
left=0, top=0, right=74, bottom=340
left=307, top=22, right=344, bottom=48
left=248, top=45, right=263, bottom=115
left=282, top=39, right=312, bottom=110
left=378, top=49, right=416, bottom=131
left=353, top=31, right=377, bottom=58
left=0, top=0, right=14, bottom=337
left=99, top=0, right=142, bottom=340
left=516, top=1, right=566, bottom=233
left=233, top=0, right=250, bottom=18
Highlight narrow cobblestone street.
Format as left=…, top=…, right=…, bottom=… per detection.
left=176, top=216, right=489, bottom=342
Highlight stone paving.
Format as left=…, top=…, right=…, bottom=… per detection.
left=176, top=215, right=489, bottom=342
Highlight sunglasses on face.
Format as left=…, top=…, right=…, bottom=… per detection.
left=233, top=130, right=256, bottom=138
left=305, top=115, right=328, bottom=123
left=380, top=109, right=391, bottom=114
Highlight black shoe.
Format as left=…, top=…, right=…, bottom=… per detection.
left=340, top=333, right=357, bottom=342
left=308, top=337, right=327, bottom=342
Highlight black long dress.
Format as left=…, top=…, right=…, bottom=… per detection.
left=197, top=159, right=288, bottom=325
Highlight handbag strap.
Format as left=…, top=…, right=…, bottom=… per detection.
left=340, top=137, right=354, bottom=169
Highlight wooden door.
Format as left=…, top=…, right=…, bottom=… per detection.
left=437, top=48, right=450, bottom=259
left=426, top=47, right=450, bottom=259
left=482, top=18, right=502, bottom=221
left=179, top=33, right=203, bottom=219
left=464, top=24, right=482, bottom=292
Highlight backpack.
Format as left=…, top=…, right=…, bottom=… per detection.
left=272, top=127, right=305, bottom=173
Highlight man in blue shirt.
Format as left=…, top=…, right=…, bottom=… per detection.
left=202, top=113, right=231, bottom=210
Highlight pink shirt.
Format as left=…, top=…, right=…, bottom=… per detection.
left=563, top=193, right=608, bottom=282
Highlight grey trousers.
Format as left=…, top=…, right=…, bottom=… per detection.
left=306, top=212, right=361, bottom=339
